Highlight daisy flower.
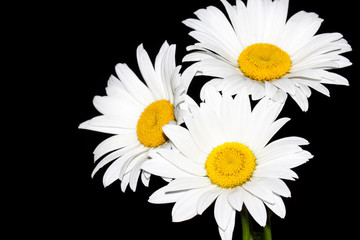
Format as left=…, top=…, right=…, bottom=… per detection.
left=142, top=87, right=313, bottom=239
left=183, top=0, right=352, bottom=111
left=79, top=41, right=196, bottom=192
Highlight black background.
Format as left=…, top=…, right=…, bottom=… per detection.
left=13, top=0, right=359, bottom=239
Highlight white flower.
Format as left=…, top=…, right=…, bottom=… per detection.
left=183, top=0, right=352, bottom=111
left=79, top=41, right=196, bottom=192
left=142, top=87, right=313, bottom=240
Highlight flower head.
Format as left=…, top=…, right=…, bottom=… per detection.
left=142, top=87, right=313, bottom=239
left=183, top=0, right=352, bottom=111
left=79, top=42, right=195, bottom=191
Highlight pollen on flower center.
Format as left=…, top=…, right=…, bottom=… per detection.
left=136, top=100, right=175, bottom=148
left=205, top=142, right=256, bottom=188
left=238, top=43, right=291, bottom=81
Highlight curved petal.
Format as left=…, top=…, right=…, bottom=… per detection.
left=154, top=149, right=207, bottom=177
left=165, top=177, right=212, bottom=193
left=149, top=185, right=186, bottom=204
left=227, top=187, right=244, bottom=212
left=93, top=133, right=139, bottom=161
left=242, top=180, right=275, bottom=204
left=243, top=190, right=267, bottom=227
left=264, top=194, right=286, bottom=219
left=172, top=186, right=215, bottom=222
left=215, top=190, right=234, bottom=231
left=115, top=63, right=155, bottom=106
left=141, top=154, right=195, bottom=179
left=218, top=209, right=236, bottom=240
left=102, top=144, right=147, bottom=187
left=136, top=44, right=165, bottom=100
left=197, top=185, right=222, bottom=215
left=162, top=124, right=207, bottom=163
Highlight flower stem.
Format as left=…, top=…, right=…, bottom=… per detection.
left=263, top=211, right=272, bottom=240
left=241, top=210, right=252, bottom=240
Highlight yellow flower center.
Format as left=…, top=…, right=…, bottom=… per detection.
left=238, top=43, right=291, bottom=81
left=205, top=142, right=256, bottom=189
left=136, top=100, right=175, bottom=148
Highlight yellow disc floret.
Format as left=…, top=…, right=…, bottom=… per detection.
left=205, top=142, right=256, bottom=188
left=238, top=43, right=291, bottom=81
left=136, top=100, right=175, bottom=148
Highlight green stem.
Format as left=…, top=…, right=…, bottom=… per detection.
left=263, top=211, right=272, bottom=240
left=241, top=210, right=252, bottom=240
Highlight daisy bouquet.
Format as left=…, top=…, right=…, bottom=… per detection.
left=79, top=0, right=351, bottom=239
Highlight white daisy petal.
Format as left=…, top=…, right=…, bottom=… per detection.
left=197, top=185, right=223, bottom=215
left=136, top=44, right=165, bottom=100
left=219, top=0, right=246, bottom=49
left=142, top=155, right=195, bottom=179
left=92, top=143, right=140, bottom=177
left=87, top=115, right=136, bottom=129
left=257, top=136, right=309, bottom=161
left=115, top=63, right=155, bottom=106
left=227, top=187, right=244, bottom=212
left=162, top=44, right=177, bottom=102
left=102, top=144, right=147, bottom=187
left=264, top=194, right=286, bottom=219
left=259, top=117, right=291, bottom=148
left=197, top=102, right=226, bottom=147
left=290, top=87, right=309, bottom=111
left=184, top=115, right=214, bottom=154
left=121, top=172, right=130, bottom=192
left=162, top=124, right=206, bottom=163
left=172, top=186, right=214, bottom=222
left=280, top=11, right=323, bottom=54
left=215, top=190, right=234, bottom=231
left=271, top=78, right=296, bottom=95
left=191, top=6, right=241, bottom=63
left=199, top=78, right=225, bottom=101
left=79, top=120, right=135, bottom=135
left=165, top=177, right=212, bottom=193
left=291, top=32, right=344, bottom=64
left=295, top=81, right=312, bottom=97
left=320, top=70, right=349, bottom=86
left=187, top=97, right=226, bottom=150
left=155, top=41, right=170, bottom=72
left=93, top=95, right=143, bottom=117
left=141, top=171, right=150, bottom=187
left=243, top=190, right=267, bottom=227
left=248, top=99, right=285, bottom=151
left=261, top=152, right=312, bottom=169
left=93, top=133, right=139, bottom=161
left=218, top=209, right=236, bottom=240
left=233, top=88, right=251, bottom=126
left=178, top=63, right=198, bottom=93
left=248, top=80, right=266, bottom=101
left=155, top=149, right=207, bottom=176
left=129, top=152, right=148, bottom=192
left=265, top=81, right=278, bottom=99
left=291, top=54, right=342, bottom=72
left=203, top=84, right=222, bottom=114
left=220, top=75, right=248, bottom=96
left=149, top=185, right=187, bottom=204
left=247, top=0, right=267, bottom=43
left=253, top=165, right=298, bottom=180
left=271, top=88, right=287, bottom=103
left=253, top=178, right=291, bottom=198
left=191, top=58, right=241, bottom=78
left=242, top=180, right=275, bottom=204
left=220, top=93, right=238, bottom=141
left=301, top=79, right=330, bottom=96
